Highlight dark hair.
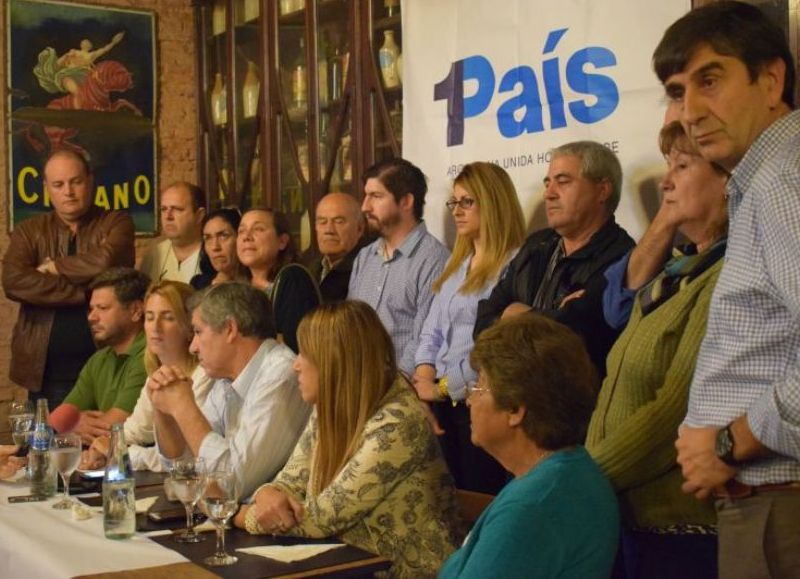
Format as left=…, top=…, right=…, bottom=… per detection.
left=195, top=281, right=276, bottom=339
left=203, top=207, right=242, bottom=232
left=470, top=313, right=598, bottom=450
left=44, top=148, right=92, bottom=177
left=362, top=158, right=427, bottom=221
left=653, top=1, right=795, bottom=108
left=89, top=267, right=151, bottom=305
left=241, top=207, right=298, bottom=280
left=164, top=181, right=207, bottom=212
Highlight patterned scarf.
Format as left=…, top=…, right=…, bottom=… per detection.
left=639, top=237, right=727, bottom=317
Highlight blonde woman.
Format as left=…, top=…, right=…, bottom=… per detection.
left=236, top=301, right=462, bottom=578
left=82, top=281, right=213, bottom=471
left=413, top=162, right=525, bottom=493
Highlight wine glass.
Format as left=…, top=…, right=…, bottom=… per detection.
left=50, top=433, right=82, bottom=509
left=169, top=457, right=206, bottom=543
left=8, top=401, right=34, bottom=457
left=200, top=470, right=239, bottom=566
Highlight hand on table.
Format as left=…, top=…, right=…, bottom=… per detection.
left=250, top=485, right=304, bottom=534
left=79, top=436, right=110, bottom=470
left=0, top=445, right=26, bottom=478
left=74, top=411, right=112, bottom=445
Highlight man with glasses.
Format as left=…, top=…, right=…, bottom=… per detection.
left=349, top=158, right=450, bottom=375
left=474, top=141, right=634, bottom=376
left=140, top=181, right=205, bottom=284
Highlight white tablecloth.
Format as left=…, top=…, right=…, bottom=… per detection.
left=0, top=477, right=186, bottom=579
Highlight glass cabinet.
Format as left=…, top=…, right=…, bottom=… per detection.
left=195, top=0, right=403, bottom=251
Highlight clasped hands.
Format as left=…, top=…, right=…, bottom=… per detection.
left=147, top=365, right=195, bottom=417
left=236, top=485, right=304, bottom=535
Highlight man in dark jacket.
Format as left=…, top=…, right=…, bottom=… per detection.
left=2, top=149, right=135, bottom=407
left=475, top=141, right=634, bottom=376
left=306, top=192, right=365, bottom=303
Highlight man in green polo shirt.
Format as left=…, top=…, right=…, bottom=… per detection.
left=58, top=267, right=150, bottom=444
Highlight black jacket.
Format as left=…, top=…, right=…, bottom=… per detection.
left=474, top=218, right=635, bottom=376
left=306, top=245, right=361, bottom=304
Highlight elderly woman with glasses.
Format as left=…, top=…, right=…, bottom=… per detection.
left=412, top=162, right=525, bottom=494
left=440, top=313, right=619, bottom=578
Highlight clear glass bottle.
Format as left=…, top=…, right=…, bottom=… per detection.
left=242, top=61, right=260, bottom=119
left=379, top=30, right=400, bottom=89
left=291, top=38, right=308, bottom=115
left=330, top=44, right=343, bottom=102
left=103, top=423, right=136, bottom=540
left=28, top=399, right=56, bottom=498
left=211, top=73, right=227, bottom=126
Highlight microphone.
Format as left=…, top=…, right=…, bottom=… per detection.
left=49, top=403, right=81, bottom=434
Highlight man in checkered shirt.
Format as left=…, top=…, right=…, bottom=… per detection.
left=654, top=2, right=800, bottom=576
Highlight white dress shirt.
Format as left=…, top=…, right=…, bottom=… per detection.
left=197, top=339, right=310, bottom=498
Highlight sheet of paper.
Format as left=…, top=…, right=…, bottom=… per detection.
left=236, top=544, right=345, bottom=563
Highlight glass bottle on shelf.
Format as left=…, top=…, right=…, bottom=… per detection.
left=242, top=61, right=260, bottom=119
left=244, top=0, right=259, bottom=22
left=212, top=0, right=226, bottom=36
left=330, top=43, right=343, bottom=102
left=290, top=38, right=308, bottom=121
left=211, top=73, right=227, bottom=126
left=396, top=51, right=403, bottom=86
left=385, top=0, right=399, bottom=17
left=379, top=31, right=400, bottom=89
left=318, top=33, right=330, bottom=108
left=390, top=100, right=403, bottom=142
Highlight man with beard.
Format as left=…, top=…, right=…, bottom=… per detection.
left=56, top=267, right=150, bottom=444
left=349, top=158, right=450, bottom=374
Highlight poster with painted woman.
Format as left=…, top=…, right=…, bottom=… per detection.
left=6, top=0, right=157, bottom=233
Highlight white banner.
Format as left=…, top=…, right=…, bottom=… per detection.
left=402, top=0, right=691, bottom=244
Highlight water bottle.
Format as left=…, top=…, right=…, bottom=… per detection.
left=28, top=399, right=57, bottom=497
left=103, top=423, right=136, bottom=539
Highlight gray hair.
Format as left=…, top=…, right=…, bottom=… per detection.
left=195, top=282, right=275, bottom=339
left=550, top=141, right=622, bottom=214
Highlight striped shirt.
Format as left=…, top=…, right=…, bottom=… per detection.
left=349, top=222, right=450, bottom=374
left=686, top=110, right=800, bottom=485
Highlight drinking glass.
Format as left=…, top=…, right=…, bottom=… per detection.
left=200, top=470, right=239, bottom=566
left=8, top=401, right=34, bottom=458
left=50, top=433, right=82, bottom=509
left=169, top=457, right=206, bottom=543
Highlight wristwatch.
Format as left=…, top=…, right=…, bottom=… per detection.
left=715, top=424, right=739, bottom=466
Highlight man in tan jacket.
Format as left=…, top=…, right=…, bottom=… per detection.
left=2, top=149, right=135, bottom=407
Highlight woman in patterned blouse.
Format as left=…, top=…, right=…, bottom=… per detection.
left=235, top=300, right=462, bottom=578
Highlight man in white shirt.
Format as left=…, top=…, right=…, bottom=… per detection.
left=139, top=182, right=205, bottom=284
left=149, top=282, right=310, bottom=498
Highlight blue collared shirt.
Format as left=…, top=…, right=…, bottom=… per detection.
left=415, top=253, right=515, bottom=401
left=687, top=110, right=800, bottom=485
left=349, top=222, right=450, bottom=374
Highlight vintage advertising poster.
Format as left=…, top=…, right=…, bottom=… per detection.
left=6, top=0, right=157, bottom=233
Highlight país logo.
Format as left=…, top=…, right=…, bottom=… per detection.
left=433, top=28, right=619, bottom=146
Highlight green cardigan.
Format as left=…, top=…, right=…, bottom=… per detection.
left=586, top=260, right=721, bottom=529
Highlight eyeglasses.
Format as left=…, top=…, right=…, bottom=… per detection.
left=445, top=197, right=476, bottom=211
left=466, top=381, right=489, bottom=398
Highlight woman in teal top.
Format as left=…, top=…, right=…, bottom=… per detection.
left=440, top=314, right=618, bottom=579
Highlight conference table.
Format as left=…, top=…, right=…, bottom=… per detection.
left=0, top=470, right=391, bottom=578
